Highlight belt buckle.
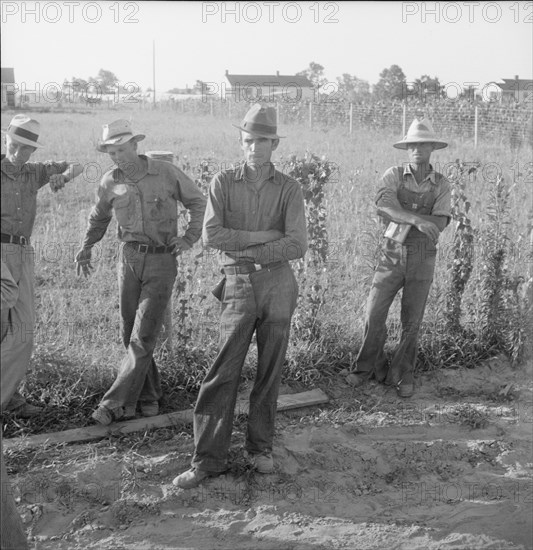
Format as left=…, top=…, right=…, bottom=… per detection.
left=138, top=244, right=149, bottom=254
left=19, top=236, right=27, bottom=245
left=254, top=263, right=262, bottom=271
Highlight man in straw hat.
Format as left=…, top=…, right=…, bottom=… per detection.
left=350, top=118, right=451, bottom=398
left=75, top=119, right=206, bottom=425
left=1, top=114, right=83, bottom=419
left=173, top=103, right=307, bottom=489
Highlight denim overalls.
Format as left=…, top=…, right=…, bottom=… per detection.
left=356, top=174, right=438, bottom=386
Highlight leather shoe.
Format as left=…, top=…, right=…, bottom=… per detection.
left=248, top=452, right=274, bottom=473
left=345, top=373, right=369, bottom=387
left=172, top=468, right=217, bottom=489
left=397, top=382, right=415, bottom=398
left=140, top=401, right=159, bottom=417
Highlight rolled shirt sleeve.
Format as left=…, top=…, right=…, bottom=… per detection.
left=173, top=166, right=207, bottom=247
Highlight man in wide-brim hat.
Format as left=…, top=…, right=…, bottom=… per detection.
left=1, top=114, right=83, bottom=419
left=173, top=103, right=308, bottom=489
left=350, top=118, right=451, bottom=398
left=75, top=119, right=206, bottom=426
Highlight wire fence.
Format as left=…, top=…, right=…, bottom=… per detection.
left=16, top=93, right=533, bottom=148
left=153, top=98, right=533, bottom=148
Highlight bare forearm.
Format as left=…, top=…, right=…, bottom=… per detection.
left=378, top=206, right=447, bottom=231
left=63, top=163, right=84, bottom=182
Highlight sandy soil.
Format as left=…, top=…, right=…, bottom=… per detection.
left=5, top=357, right=532, bottom=550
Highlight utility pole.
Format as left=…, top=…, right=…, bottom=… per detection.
left=153, top=40, right=156, bottom=107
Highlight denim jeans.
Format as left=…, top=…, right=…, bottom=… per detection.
left=99, top=243, right=176, bottom=415
left=356, top=235, right=436, bottom=385
left=192, top=262, right=298, bottom=472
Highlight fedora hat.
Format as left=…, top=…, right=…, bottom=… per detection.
left=233, top=103, right=284, bottom=139
left=393, top=118, right=448, bottom=150
left=2, top=114, right=44, bottom=148
left=97, top=119, right=145, bottom=152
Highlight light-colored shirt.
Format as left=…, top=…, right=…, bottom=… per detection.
left=1, top=155, right=69, bottom=239
left=376, top=164, right=452, bottom=221
left=82, top=155, right=206, bottom=248
left=203, top=163, right=308, bottom=266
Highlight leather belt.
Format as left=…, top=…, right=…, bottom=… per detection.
left=1, top=233, right=29, bottom=245
left=125, top=242, right=174, bottom=254
left=222, top=261, right=285, bottom=275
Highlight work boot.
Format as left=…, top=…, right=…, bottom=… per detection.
left=140, top=401, right=159, bottom=417
left=91, top=406, right=117, bottom=426
left=123, top=405, right=137, bottom=419
left=397, top=382, right=415, bottom=398
left=345, top=373, right=369, bottom=388
left=172, top=468, right=217, bottom=489
left=248, top=451, right=274, bottom=473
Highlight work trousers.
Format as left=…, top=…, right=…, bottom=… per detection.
left=99, top=243, right=176, bottom=415
left=192, top=262, right=298, bottom=472
left=1, top=244, right=31, bottom=548
left=356, top=236, right=436, bottom=385
left=1, top=243, right=34, bottom=410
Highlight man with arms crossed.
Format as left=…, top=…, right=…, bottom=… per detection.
left=351, top=118, right=451, bottom=398
left=174, top=104, right=307, bottom=488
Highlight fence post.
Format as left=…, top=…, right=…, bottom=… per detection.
left=309, top=101, right=313, bottom=129
left=474, top=105, right=478, bottom=148
left=402, top=101, right=407, bottom=136
left=349, top=102, right=353, bottom=135
left=276, top=102, right=281, bottom=125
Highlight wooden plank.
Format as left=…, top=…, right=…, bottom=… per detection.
left=4, top=389, right=328, bottom=450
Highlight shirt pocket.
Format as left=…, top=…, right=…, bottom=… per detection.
left=144, top=189, right=176, bottom=223
left=112, top=194, right=133, bottom=228
left=262, top=213, right=284, bottom=232
left=224, top=210, right=246, bottom=230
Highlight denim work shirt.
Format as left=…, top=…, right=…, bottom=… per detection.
left=82, top=155, right=207, bottom=248
left=1, top=155, right=69, bottom=239
left=203, top=163, right=308, bottom=266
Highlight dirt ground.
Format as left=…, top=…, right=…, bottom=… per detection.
left=4, top=356, right=532, bottom=550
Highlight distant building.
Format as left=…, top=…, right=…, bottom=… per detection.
left=485, top=76, right=533, bottom=104
left=1, top=67, right=16, bottom=107
left=224, top=70, right=315, bottom=102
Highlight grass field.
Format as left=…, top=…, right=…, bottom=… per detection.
left=2, top=108, right=532, bottom=436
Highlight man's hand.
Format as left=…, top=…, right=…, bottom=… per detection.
left=49, top=174, right=67, bottom=193
left=75, top=247, right=93, bottom=277
left=169, top=237, right=191, bottom=257
left=415, top=220, right=440, bottom=244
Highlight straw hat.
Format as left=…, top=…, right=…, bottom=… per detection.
left=97, top=119, right=145, bottom=152
left=2, top=114, right=44, bottom=148
left=233, top=103, right=284, bottom=139
left=393, top=118, right=448, bottom=150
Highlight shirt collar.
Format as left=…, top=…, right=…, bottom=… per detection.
left=403, top=163, right=437, bottom=184
left=235, top=162, right=281, bottom=185
left=113, top=154, right=158, bottom=181
left=1, top=155, right=28, bottom=180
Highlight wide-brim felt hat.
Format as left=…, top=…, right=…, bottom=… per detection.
left=97, top=119, right=145, bottom=152
left=233, top=103, right=285, bottom=139
left=393, top=118, right=448, bottom=150
left=2, top=114, right=44, bottom=148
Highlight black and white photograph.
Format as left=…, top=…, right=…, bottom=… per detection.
left=1, top=2, right=532, bottom=549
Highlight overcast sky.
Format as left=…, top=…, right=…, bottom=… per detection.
left=1, top=1, right=532, bottom=94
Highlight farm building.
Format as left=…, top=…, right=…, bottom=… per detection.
left=1, top=67, right=16, bottom=107
left=486, top=76, right=533, bottom=104
left=224, top=70, right=315, bottom=102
